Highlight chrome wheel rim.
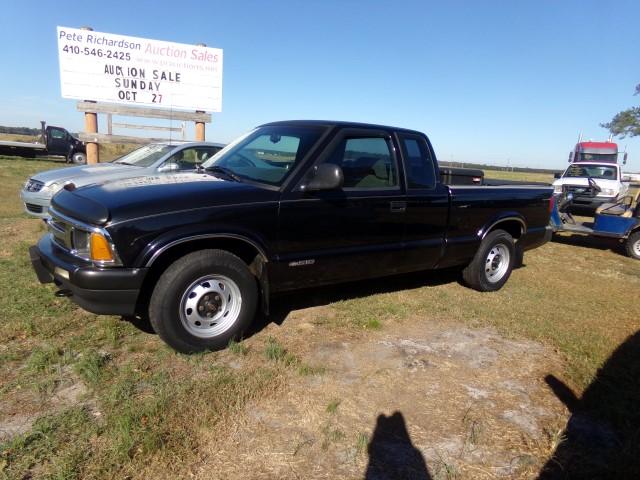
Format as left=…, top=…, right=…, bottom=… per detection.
left=179, top=275, right=242, bottom=338
left=485, top=243, right=510, bottom=283
left=633, top=239, right=640, bottom=257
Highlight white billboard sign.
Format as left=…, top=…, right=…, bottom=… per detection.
left=57, top=26, right=223, bottom=112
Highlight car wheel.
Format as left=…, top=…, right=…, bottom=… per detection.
left=149, top=249, right=258, bottom=353
left=463, top=229, right=515, bottom=292
left=625, top=231, right=640, bottom=260
left=71, top=152, right=87, bottom=164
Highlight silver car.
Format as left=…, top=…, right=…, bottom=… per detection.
left=21, top=141, right=224, bottom=218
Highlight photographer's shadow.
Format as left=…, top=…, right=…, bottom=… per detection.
left=539, top=330, right=640, bottom=479
left=365, top=411, right=431, bottom=480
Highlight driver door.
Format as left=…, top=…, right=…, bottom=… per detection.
left=274, top=129, right=407, bottom=290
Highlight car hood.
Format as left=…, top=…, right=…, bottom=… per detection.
left=50, top=172, right=278, bottom=225
left=552, top=178, right=619, bottom=188
left=30, top=163, right=144, bottom=186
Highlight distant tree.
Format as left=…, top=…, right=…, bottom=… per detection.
left=601, top=84, right=640, bottom=137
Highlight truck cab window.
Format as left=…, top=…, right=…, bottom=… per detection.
left=50, top=128, right=66, bottom=139
left=399, top=134, right=435, bottom=189
left=325, top=137, right=397, bottom=189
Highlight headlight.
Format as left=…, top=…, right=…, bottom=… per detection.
left=72, top=229, right=91, bottom=257
left=553, top=184, right=563, bottom=194
left=45, top=182, right=64, bottom=194
left=600, top=188, right=615, bottom=197
left=71, top=229, right=116, bottom=263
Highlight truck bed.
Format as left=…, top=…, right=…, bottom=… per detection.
left=0, top=140, right=46, bottom=150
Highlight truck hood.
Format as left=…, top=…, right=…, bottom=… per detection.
left=552, top=177, right=622, bottom=196
left=50, top=172, right=278, bottom=225
left=31, top=163, right=144, bottom=187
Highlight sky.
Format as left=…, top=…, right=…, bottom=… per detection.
left=0, top=0, right=639, bottom=170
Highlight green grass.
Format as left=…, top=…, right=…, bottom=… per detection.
left=326, top=399, right=341, bottom=414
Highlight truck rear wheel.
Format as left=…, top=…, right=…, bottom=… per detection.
left=625, top=231, right=640, bottom=260
left=463, top=229, right=515, bottom=292
left=149, top=249, right=258, bottom=353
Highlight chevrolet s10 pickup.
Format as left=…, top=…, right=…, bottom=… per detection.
left=30, top=121, right=553, bottom=352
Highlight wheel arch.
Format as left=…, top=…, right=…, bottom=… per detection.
left=135, top=234, right=270, bottom=317
left=480, top=215, right=527, bottom=241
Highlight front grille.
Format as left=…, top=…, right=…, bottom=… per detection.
left=564, top=185, right=592, bottom=196
left=24, top=179, right=44, bottom=192
left=47, top=213, right=72, bottom=251
left=25, top=203, right=44, bottom=213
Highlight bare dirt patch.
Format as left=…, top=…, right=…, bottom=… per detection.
left=194, top=315, right=568, bottom=479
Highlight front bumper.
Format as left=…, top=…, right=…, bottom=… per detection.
left=569, top=195, right=616, bottom=214
left=30, top=234, right=147, bottom=316
left=20, top=190, right=52, bottom=218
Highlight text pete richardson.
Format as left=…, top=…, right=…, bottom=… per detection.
left=58, top=29, right=220, bottom=62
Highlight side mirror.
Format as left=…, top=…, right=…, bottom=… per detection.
left=157, top=163, right=180, bottom=173
left=302, top=164, right=344, bottom=191
left=568, top=151, right=574, bottom=163
left=554, top=172, right=561, bottom=179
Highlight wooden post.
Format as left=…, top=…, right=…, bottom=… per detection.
left=84, top=102, right=99, bottom=164
left=81, top=26, right=99, bottom=164
left=195, top=111, right=206, bottom=141
left=194, top=43, right=207, bottom=141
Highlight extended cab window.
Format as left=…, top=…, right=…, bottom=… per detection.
left=325, top=137, right=398, bottom=189
left=399, top=134, right=435, bottom=189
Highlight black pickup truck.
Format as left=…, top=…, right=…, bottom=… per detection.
left=30, top=120, right=553, bottom=352
left=0, top=124, right=86, bottom=163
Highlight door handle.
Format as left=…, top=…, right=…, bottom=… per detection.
left=390, top=201, right=407, bottom=213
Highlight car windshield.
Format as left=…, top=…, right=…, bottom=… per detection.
left=202, top=125, right=326, bottom=186
left=564, top=164, right=618, bottom=180
left=112, top=144, right=174, bottom=167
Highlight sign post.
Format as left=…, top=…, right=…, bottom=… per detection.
left=80, top=27, right=99, bottom=164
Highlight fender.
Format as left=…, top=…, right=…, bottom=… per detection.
left=137, top=229, right=270, bottom=268
left=477, top=212, right=527, bottom=240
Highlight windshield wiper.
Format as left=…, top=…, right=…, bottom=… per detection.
left=205, top=165, right=242, bottom=182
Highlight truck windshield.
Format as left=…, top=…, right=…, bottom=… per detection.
left=112, top=144, right=174, bottom=167
left=577, top=153, right=617, bottom=163
left=564, top=164, right=618, bottom=180
left=202, top=125, right=325, bottom=186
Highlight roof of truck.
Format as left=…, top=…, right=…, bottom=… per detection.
left=260, top=120, right=426, bottom=136
left=576, top=141, right=618, bottom=153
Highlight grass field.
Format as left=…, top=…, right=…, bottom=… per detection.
left=0, top=157, right=638, bottom=479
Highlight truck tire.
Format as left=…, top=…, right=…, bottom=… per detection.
left=625, top=231, right=640, bottom=260
left=149, top=249, right=258, bottom=353
left=462, top=229, right=515, bottom=292
left=71, top=152, right=86, bottom=164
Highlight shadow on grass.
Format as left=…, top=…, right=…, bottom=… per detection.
left=248, top=267, right=463, bottom=336
left=538, top=330, right=640, bottom=479
left=551, top=232, right=622, bottom=253
left=365, top=411, right=431, bottom=480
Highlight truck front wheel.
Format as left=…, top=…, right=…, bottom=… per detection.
left=71, top=152, right=87, bottom=164
left=625, top=231, right=640, bottom=260
left=149, top=249, right=258, bottom=353
left=463, top=229, right=515, bottom=292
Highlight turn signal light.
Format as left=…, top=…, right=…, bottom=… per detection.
left=90, top=232, right=114, bottom=262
